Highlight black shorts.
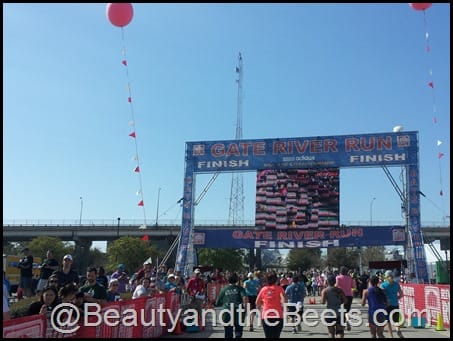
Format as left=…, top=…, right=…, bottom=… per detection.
left=247, top=295, right=257, bottom=310
left=386, top=305, right=400, bottom=323
left=325, top=315, right=344, bottom=334
left=287, top=304, right=303, bottom=316
left=344, top=296, right=353, bottom=312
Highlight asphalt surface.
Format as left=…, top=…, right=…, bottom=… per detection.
left=162, top=298, right=450, bottom=339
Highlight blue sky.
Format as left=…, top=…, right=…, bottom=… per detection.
left=3, top=4, right=450, bottom=259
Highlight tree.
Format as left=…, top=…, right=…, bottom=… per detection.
left=286, top=248, right=322, bottom=271
left=85, top=248, right=109, bottom=270
left=26, top=236, right=71, bottom=262
left=3, top=242, right=24, bottom=255
left=324, top=246, right=386, bottom=272
left=197, top=248, right=245, bottom=272
left=326, top=247, right=358, bottom=270
left=362, top=246, right=386, bottom=265
left=107, top=237, right=158, bottom=274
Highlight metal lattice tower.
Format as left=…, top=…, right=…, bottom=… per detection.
left=228, top=52, right=245, bottom=225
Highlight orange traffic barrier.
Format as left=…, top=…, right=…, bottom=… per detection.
left=172, top=317, right=183, bottom=335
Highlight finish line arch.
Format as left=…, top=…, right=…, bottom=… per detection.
left=175, top=131, right=429, bottom=283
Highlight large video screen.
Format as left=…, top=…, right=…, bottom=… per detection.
left=255, top=168, right=339, bottom=230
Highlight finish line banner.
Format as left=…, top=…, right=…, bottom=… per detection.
left=192, top=226, right=406, bottom=249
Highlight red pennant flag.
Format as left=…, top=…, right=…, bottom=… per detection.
left=141, top=235, right=149, bottom=241
left=438, top=152, right=444, bottom=159
left=129, top=132, right=136, bottom=138
left=134, top=166, right=140, bottom=173
left=428, top=81, right=434, bottom=88
left=128, top=97, right=132, bottom=102
left=122, top=60, right=127, bottom=66
left=138, top=200, right=144, bottom=206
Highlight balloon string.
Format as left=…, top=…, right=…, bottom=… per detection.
left=121, top=27, right=148, bottom=228
left=422, top=9, right=446, bottom=217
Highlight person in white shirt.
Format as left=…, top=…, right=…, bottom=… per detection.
left=132, top=277, right=151, bottom=299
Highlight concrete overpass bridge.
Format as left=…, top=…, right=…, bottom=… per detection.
left=4, top=219, right=449, bottom=277
left=3, top=219, right=449, bottom=245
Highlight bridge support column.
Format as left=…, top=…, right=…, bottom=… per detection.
left=255, top=248, right=262, bottom=270
left=74, top=237, right=92, bottom=275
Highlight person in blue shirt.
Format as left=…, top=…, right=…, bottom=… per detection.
left=285, top=275, right=306, bottom=334
left=381, top=270, right=404, bottom=338
left=165, top=273, right=180, bottom=293
left=3, top=271, right=11, bottom=295
left=242, top=271, right=261, bottom=331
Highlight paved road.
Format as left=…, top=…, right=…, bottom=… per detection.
left=163, top=298, right=450, bottom=339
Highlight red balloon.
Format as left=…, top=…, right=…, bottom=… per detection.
left=409, top=3, right=432, bottom=11
left=106, top=3, right=134, bottom=27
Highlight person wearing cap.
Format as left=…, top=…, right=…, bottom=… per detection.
left=110, top=264, right=129, bottom=294
left=17, top=247, right=34, bottom=298
left=243, top=271, right=260, bottom=331
left=136, top=260, right=152, bottom=284
left=380, top=270, right=404, bottom=338
left=106, top=279, right=121, bottom=302
left=51, top=254, right=79, bottom=288
left=186, top=268, right=205, bottom=315
left=165, top=273, right=178, bottom=292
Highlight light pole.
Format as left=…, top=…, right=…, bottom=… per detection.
left=79, top=196, right=83, bottom=225
left=117, top=217, right=121, bottom=238
left=370, top=197, right=376, bottom=226
left=155, top=187, right=161, bottom=226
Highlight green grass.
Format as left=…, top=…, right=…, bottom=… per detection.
left=9, top=292, right=134, bottom=319
left=9, top=296, right=39, bottom=318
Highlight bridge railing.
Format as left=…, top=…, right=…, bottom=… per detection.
left=2, top=219, right=449, bottom=227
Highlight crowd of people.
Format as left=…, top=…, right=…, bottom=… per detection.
left=4, top=250, right=406, bottom=339
left=3, top=252, right=188, bottom=322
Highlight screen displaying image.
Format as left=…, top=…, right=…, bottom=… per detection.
left=255, top=168, right=339, bottom=230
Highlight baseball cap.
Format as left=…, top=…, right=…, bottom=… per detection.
left=118, top=264, right=125, bottom=270
left=385, top=270, right=394, bottom=278
left=167, top=274, right=176, bottom=279
left=63, top=254, right=73, bottom=261
left=247, top=272, right=254, bottom=278
left=194, top=268, right=201, bottom=274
